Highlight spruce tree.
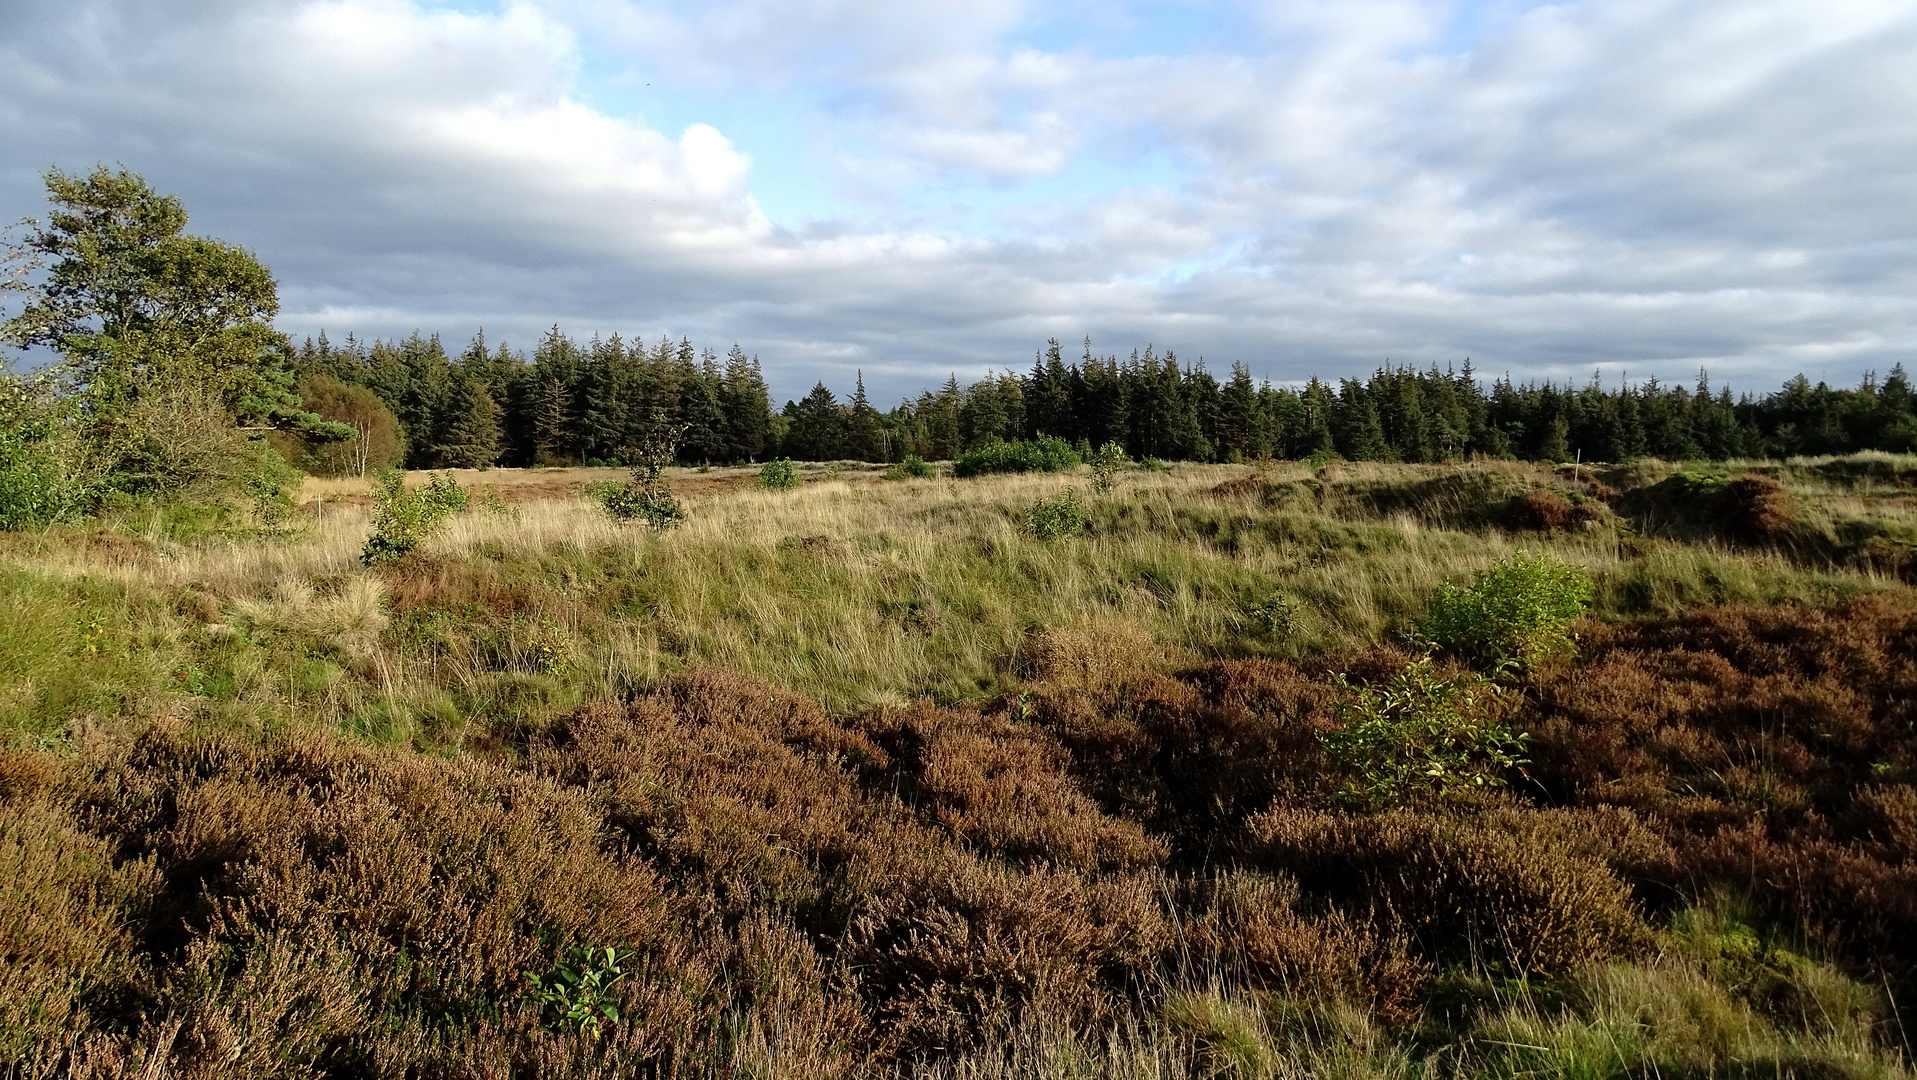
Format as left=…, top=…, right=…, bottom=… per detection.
left=438, top=377, right=502, bottom=468
left=721, top=346, right=772, bottom=462
left=533, top=376, right=574, bottom=464
left=678, top=349, right=730, bottom=463
left=846, top=372, right=888, bottom=461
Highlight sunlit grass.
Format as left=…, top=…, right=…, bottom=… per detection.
left=1, top=459, right=1909, bottom=743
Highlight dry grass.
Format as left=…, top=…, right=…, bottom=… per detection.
left=0, top=460, right=1901, bottom=735
left=4, top=457, right=1917, bottom=1076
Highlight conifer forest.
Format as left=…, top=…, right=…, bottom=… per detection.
left=4, top=170, right=1917, bottom=1080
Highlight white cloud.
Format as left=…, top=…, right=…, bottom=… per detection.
left=0, top=0, right=1913, bottom=401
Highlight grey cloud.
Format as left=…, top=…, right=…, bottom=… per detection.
left=1, top=0, right=1914, bottom=406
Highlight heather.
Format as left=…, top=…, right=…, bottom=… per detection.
left=3, top=453, right=1916, bottom=1078
left=4, top=167, right=1917, bottom=1079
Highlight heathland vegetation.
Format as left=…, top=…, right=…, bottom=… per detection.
left=3, top=169, right=1916, bottom=1078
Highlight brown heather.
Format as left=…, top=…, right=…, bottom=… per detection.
left=3, top=459, right=1917, bottom=1077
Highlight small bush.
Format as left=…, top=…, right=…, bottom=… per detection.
left=1423, top=550, right=1594, bottom=670
left=360, top=469, right=468, bottom=564
left=1508, top=488, right=1575, bottom=531
left=1321, top=658, right=1525, bottom=806
left=760, top=458, right=802, bottom=490
left=1025, top=488, right=1089, bottom=540
left=595, top=417, right=686, bottom=527
left=597, top=484, right=686, bottom=528
left=954, top=436, right=1081, bottom=478
left=1087, top=442, right=1130, bottom=493
left=885, top=455, right=934, bottom=480
left=1726, top=474, right=1795, bottom=539
left=527, top=945, right=634, bottom=1033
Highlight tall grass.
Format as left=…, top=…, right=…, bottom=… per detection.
left=1, top=459, right=1905, bottom=739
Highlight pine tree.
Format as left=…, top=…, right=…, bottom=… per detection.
left=678, top=348, right=730, bottom=464
left=438, top=377, right=502, bottom=468
left=721, top=346, right=772, bottom=463
left=533, top=376, right=574, bottom=464
left=786, top=382, right=845, bottom=461
left=927, top=376, right=963, bottom=460
left=580, top=335, right=634, bottom=463
left=846, top=372, right=888, bottom=461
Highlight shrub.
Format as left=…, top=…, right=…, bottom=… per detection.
left=1025, top=488, right=1089, bottom=540
left=526, top=945, right=634, bottom=1033
left=596, top=484, right=686, bottom=529
left=1321, top=658, right=1525, bottom=806
left=1726, top=474, right=1795, bottom=539
left=954, top=436, right=1080, bottom=478
left=0, top=399, right=91, bottom=530
left=1507, top=488, right=1575, bottom=531
left=1247, top=806, right=1652, bottom=973
left=596, top=418, right=686, bottom=527
left=1423, top=550, right=1594, bottom=670
left=760, top=458, right=801, bottom=490
left=885, top=454, right=934, bottom=480
left=360, top=469, right=468, bottom=564
left=1087, top=441, right=1129, bottom=493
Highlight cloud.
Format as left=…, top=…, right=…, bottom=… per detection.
left=0, top=0, right=1913, bottom=403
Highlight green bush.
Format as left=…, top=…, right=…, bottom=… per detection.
left=361, top=469, right=469, bottom=564
left=1321, top=658, right=1526, bottom=806
left=1025, top=488, right=1089, bottom=540
left=0, top=383, right=93, bottom=530
left=953, top=436, right=1080, bottom=478
left=526, top=945, right=634, bottom=1033
left=1423, top=550, right=1594, bottom=670
left=759, top=458, right=801, bottom=490
left=0, top=434, right=86, bottom=531
left=885, top=454, right=935, bottom=480
left=594, top=416, right=686, bottom=527
left=1087, top=441, right=1130, bottom=493
left=597, top=484, right=686, bottom=529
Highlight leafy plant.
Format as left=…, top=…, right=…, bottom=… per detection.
left=885, top=454, right=934, bottom=480
left=596, top=418, right=686, bottom=528
left=759, top=458, right=801, bottom=490
left=360, top=469, right=468, bottom=564
left=598, top=485, right=686, bottom=529
left=526, top=945, right=633, bottom=1033
left=1025, top=488, right=1089, bottom=540
left=1422, top=550, right=1594, bottom=670
left=0, top=381, right=92, bottom=530
left=1243, top=592, right=1300, bottom=639
left=954, top=436, right=1080, bottom=478
left=1087, top=441, right=1130, bottom=494
left=1321, top=658, right=1526, bottom=806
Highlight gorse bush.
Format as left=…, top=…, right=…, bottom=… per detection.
left=360, top=469, right=468, bottom=563
left=885, top=454, right=934, bottom=480
left=1321, top=658, right=1526, bottom=806
left=954, top=436, right=1080, bottom=477
left=1423, top=550, right=1594, bottom=669
left=760, top=457, right=801, bottom=490
left=1025, top=487, right=1089, bottom=540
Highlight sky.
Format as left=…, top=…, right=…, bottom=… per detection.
left=1, top=0, right=1914, bottom=404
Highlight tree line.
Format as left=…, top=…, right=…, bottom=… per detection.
left=10, top=163, right=1917, bottom=530
left=292, top=331, right=1917, bottom=472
